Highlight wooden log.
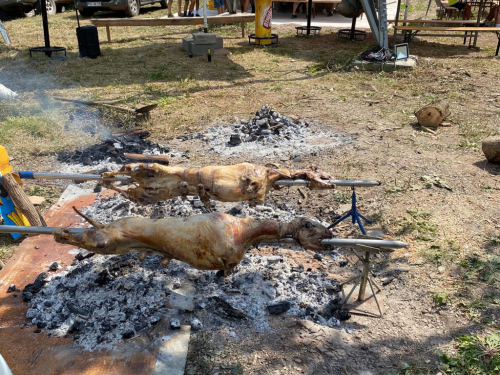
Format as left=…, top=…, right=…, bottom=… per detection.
left=482, top=135, right=500, bottom=163
left=414, top=101, right=451, bottom=128
left=124, top=153, right=170, bottom=165
left=0, top=173, right=46, bottom=227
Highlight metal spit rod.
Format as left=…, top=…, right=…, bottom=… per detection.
left=17, top=171, right=131, bottom=182
left=275, top=180, right=381, bottom=187
left=17, top=171, right=380, bottom=187
left=0, top=225, right=407, bottom=248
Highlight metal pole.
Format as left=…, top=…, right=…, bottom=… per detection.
left=18, top=172, right=131, bottom=182
left=0, top=225, right=87, bottom=235
left=0, top=20, right=11, bottom=45
left=203, top=0, right=208, bottom=33
left=265, top=238, right=408, bottom=248
left=0, top=225, right=409, bottom=249
left=306, top=0, right=313, bottom=35
left=17, top=172, right=379, bottom=187
left=275, top=179, right=381, bottom=187
left=378, top=0, right=388, bottom=48
left=357, top=251, right=370, bottom=300
left=41, top=0, right=51, bottom=56
left=350, top=17, right=356, bottom=40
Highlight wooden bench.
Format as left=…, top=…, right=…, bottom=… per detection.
left=91, top=13, right=255, bottom=42
left=393, top=25, right=500, bottom=55
left=388, top=19, right=477, bottom=25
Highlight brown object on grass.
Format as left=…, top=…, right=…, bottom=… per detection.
left=414, top=101, right=451, bottom=128
left=0, top=173, right=46, bottom=227
left=53, top=97, right=157, bottom=115
left=101, top=162, right=336, bottom=207
left=123, top=153, right=170, bottom=165
left=54, top=210, right=333, bottom=276
left=482, top=135, right=500, bottom=163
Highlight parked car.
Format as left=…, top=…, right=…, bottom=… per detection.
left=0, top=0, right=37, bottom=19
left=35, top=0, right=73, bottom=15
left=75, top=0, right=167, bottom=17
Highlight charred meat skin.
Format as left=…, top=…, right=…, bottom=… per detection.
left=53, top=213, right=333, bottom=276
left=101, top=163, right=335, bottom=207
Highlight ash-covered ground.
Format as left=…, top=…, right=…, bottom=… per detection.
left=27, top=248, right=343, bottom=351
left=177, top=105, right=350, bottom=158
left=24, top=107, right=352, bottom=351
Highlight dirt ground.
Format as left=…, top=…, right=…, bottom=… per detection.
left=0, top=1, right=499, bottom=374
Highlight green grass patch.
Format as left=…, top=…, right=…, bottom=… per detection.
left=439, top=331, right=500, bottom=375
left=397, top=210, right=438, bottom=241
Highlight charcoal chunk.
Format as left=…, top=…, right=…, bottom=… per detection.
left=267, top=301, right=291, bottom=315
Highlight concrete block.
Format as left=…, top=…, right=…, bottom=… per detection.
left=215, top=36, right=223, bottom=49
left=182, top=37, right=193, bottom=52
left=352, top=56, right=418, bottom=72
left=188, top=42, right=216, bottom=56
left=192, top=33, right=217, bottom=45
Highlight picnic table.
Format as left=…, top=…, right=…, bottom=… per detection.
left=393, top=25, right=500, bottom=55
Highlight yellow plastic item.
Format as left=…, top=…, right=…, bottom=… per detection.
left=208, top=0, right=217, bottom=10
left=255, top=0, right=273, bottom=45
left=0, top=145, right=13, bottom=177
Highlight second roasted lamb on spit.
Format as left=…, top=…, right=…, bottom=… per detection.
left=101, top=162, right=336, bottom=207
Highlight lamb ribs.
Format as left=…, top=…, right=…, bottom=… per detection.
left=101, top=162, right=336, bottom=207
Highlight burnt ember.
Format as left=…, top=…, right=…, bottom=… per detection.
left=57, top=134, right=170, bottom=166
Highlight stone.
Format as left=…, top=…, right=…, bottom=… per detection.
left=437, top=266, right=446, bottom=274
left=0, top=260, right=4, bottom=270
left=170, top=319, right=181, bottom=330
left=166, top=291, right=195, bottom=312
left=49, top=262, right=58, bottom=271
left=192, top=33, right=217, bottom=45
left=6, top=284, right=15, bottom=293
left=190, top=317, right=203, bottom=330
left=182, top=37, right=193, bottom=51
left=482, top=135, right=500, bottom=163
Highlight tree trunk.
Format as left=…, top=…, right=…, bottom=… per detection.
left=414, top=101, right=451, bottom=128
left=0, top=172, right=46, bottom=227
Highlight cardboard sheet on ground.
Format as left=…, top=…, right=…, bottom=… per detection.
left=0, top=186, right=189, bottom=375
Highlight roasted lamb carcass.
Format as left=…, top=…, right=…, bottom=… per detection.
left=101, top=162, right=335, bottom=207
left=54, top=210, right=333, bottom=276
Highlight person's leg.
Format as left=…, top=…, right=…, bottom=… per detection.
left=243, top=0, right=249, bottom=12
left=168, top=0, right=173, bottom=16
left=184, top=0, right=189, bottom=16
left=494, top=5, right=500, bottom=26
left=178, top=0, right=182, bottom=15
left=484, top=4, right=499, bottom=24
left=292, top=2, right=298, bottom=18
left=195, top=0, right=199, bottom=15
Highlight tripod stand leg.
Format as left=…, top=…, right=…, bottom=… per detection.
left=328, top=210, right=353, bottom=229
left=354, top=211, right=367, bottom=235
left=341, top=274, right=361, bottom=309
left=367, top=276, right=383, bottom=317
left=357, top=211, right=372, bottom=224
